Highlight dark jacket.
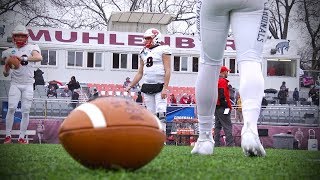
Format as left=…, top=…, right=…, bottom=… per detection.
left=217, top=77, right=232, bottom=109
left=68, top=80, right=80, bottom=92
left=34, top=68, right=45, bottom=85
left=293, top=90, right=299, bottom=101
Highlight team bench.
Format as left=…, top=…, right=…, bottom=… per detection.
left=0, top=130, right=37, bottom=143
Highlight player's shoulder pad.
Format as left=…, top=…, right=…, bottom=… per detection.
left=158, top=45, right=171, bottom=55
left=1, top=48, right=14, bottom=59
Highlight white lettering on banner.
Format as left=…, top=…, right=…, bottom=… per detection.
left=174, top=116, right=193, bottom=119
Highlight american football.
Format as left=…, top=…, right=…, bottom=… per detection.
left=6, top=56, right=20, bottom=69
left=58, top=97, right=165, bottom=170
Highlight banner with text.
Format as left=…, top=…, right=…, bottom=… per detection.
left=166, top=106, right=195, bottom=122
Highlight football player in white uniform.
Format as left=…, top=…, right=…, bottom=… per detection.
left=126, top=28, right=171, bottom=133
left=2, top=24, right=42, bottom=144
left=192, top=0, right=269, bottom=156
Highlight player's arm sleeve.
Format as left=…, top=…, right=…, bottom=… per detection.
left=29, top=44, right=42, bottom=62
left=162, top=45, right=172, bottom=55
left=32, top=44, right=41, bottom=54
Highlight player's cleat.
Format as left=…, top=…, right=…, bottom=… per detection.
left=191, top=139, right=215, bottom=155
left=241, top=128, right=266, bottom=157
left=18, top=138, right=29, bottom=144
left=3, top=136, right=12, bottom=144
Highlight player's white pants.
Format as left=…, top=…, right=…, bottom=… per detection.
left=143, top=92, right=167, bottom=132
left=6, top=83, right=33, bottom=139
left=196, top=0, right=269, bottom=133
left=199, top=0, right=268, bottom=66
left=143, top=92, right=167, bottom=114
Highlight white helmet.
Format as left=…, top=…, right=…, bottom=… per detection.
left=12, top=24, right=29, bottom=48
left=143, top=28, right=162, bottom=48
left=12, top=24, right=28, bottom=35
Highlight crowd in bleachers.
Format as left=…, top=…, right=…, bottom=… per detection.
left=0, top=79, right=318, bottom=124
left=86, top=82, right=198, bottom=105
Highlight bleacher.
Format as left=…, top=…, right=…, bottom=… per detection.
left=86, top=83, right=196, bottom=103
left=258, top=104, right=319, bottom=125
left=0, top=80, right=318, bottom=126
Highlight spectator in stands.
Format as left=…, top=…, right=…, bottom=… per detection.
left=293, top=88, right=299, bottom=104
left=179, top=93, right=190, bottom=104
left=70, top=89, right=80, bottom=109
left=93, top=88, right=99, bottom=98
left=169, top=94, right=177, bottom=106
left=47, top=85, right=57, bottom=98
left=2, top=24, right=42, bottom=144
left=309, top=85, right=319, bottom=106
left=33, top=68, right=45, bottom=90
left=89, top=88, right=99, bottom=101
left=280, top=81, right=287, bottom=91
left=188, top=94, right=196, bottom=104
left=278, top=82, right=288, bottom=104
left=136, top=91, right=143, bottom=104
left=259, top=96, right=269, bottom=120
left=67, top=76, right=80, bottom=93
left=47, top=81, right=59, bottom=98
left=261, top=97, right=268, bottom=109
left=192, top=0, right=268, bottom=156
left=214, top=66, right=234, bottom=147
left=236, top=94, right=243, bottom=123
left=125, top=28, right=171, bottom=134
left=123, top=77, right=131, bottom=88
left=61, top=87, right=70, bottom=97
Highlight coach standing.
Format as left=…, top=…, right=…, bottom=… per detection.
left=214, top=66, right=234, bottom=147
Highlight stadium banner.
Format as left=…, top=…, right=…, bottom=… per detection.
left=166, top=106, right=195, bottom=122
left=1, top=101, right=22, bottom=123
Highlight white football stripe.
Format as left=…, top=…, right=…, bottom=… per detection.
left=75, top=103, right=107, bottom=128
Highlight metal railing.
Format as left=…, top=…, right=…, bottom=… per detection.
left=0, top=97, right=319, bottom=126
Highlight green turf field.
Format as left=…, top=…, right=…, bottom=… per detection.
left=0, top=144, right=319, bottom=180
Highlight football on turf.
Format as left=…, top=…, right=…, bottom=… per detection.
left=59, top=97, right=165, bottom=170
left=6, top=56, right=20, bottom=69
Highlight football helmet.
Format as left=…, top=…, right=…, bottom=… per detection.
left=12, top=24, right=29, bottom=48
left=143, top=28, right=162, bottom=48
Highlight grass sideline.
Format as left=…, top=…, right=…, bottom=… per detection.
left=0, top=144, right=319, bottom=180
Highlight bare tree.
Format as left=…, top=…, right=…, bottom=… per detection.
left=295, top=0, right=320, bottom=70
left=0, top=0, right=23, bottom=16
left=268, top=0, right=296, bottom=39
left=0, top=0, right=198, bottom=34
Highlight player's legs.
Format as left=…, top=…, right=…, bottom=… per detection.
left=155, top=92, right=167, bottom=133
left=230, top=1, right=269, bottom=156
left=5, top=84, right=21, bottom=138
left=19, top=84, right=34, bottom=140
left=143, top=93, right=156, bottom=114
left=192, top=0, right=232, bottom=155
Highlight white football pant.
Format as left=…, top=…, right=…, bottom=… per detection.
left=6, top=84, right=33, bottom=139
